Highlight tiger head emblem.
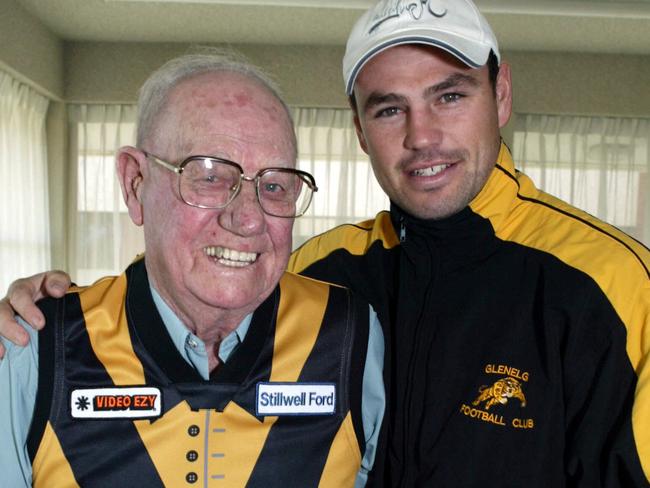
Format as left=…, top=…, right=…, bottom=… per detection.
left=472, top=377, right=527, bottom=411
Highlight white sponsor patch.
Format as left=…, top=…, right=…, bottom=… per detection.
left=70, top=387, right=162, bottom=419
left=256, top=382, right=336, bottom=416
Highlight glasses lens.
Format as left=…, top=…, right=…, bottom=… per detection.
left=180, top=158, right=240, bottom=208
left=258, top=170, right=314, bottom=217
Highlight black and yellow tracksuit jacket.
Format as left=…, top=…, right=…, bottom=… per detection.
left=289, top=143, right=650, bottom=487
left=28, top=259, right=370, bottom=487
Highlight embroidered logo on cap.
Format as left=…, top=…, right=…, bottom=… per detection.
left=71, top=387, right=162, bottom=419
left=256, top=382, right=336, bottom=416
left=369, top=0, right=448, bottom=33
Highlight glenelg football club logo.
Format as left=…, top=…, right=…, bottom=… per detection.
left=459, top=364, right=534, bottom=430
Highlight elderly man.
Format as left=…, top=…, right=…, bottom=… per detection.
left=3, top=0, right=650, bottom=487
left=0, top=53, right=384, bottom=487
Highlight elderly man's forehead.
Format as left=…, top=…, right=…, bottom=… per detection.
left=172, top=72, right=288, bottom=118
left=155, top=72, right=296, bottom=160
left=178, top=133, right=295, bottom=165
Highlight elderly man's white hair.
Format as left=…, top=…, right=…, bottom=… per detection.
left=136, top=49, right=296, bottom=158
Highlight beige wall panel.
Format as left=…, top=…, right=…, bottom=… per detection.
left=0, top=0, right=63, bottom=98
left=64, top=42, right=187, bottom=102
left=240, top=44, right=347, bottom=108
left=65, top=42, right=649, bottom=119
left=64, top=42, right=347, bottom=107
left=507, top=51, right=650, bottom=117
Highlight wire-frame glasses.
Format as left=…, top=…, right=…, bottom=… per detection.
left=144, top=152, right=318, bottom=218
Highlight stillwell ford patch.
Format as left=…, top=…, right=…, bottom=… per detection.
left=256, top=382, right=336, bottom=416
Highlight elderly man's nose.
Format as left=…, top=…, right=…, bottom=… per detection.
left=218, top=183, right=265, bottom=236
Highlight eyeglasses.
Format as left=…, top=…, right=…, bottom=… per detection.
left=143, top=152, right=318, bottom=218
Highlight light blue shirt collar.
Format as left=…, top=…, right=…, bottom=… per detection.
left=149, top=284, right=252, bottom=380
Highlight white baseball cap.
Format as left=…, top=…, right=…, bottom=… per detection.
left=343, top=0, right=500, bottom=95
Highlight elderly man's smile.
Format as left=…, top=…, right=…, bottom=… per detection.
left=204, top=245, right=258, bottom=268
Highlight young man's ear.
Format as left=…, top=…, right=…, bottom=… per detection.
left=353, top=115, right=370, bottom=155
left=350, top=96, right=370, bottom=155
left=495, top=62, right=513, bottom=129
left=116, top=146, right=146, bottom=226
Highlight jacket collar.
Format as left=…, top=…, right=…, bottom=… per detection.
left=469, top=142, right=523, bottom=235
left=389, top=141, right=518, bottom=229
left=388, top=142, right=516, bottom=264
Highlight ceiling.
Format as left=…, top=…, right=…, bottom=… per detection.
left=15, top=0, right=650, bottom=55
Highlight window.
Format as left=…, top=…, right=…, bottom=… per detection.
left=0, top=71, right=50, bottom=291
left=68, top=104, right=141, bottom=284
left=293, top=107, right=389, bottom=248
left=512, top=114, right=649, bottom=245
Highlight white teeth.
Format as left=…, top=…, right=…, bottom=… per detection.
left=204, top=246, right=258, bottom=267
left=413, top=164, right=449, bottom=177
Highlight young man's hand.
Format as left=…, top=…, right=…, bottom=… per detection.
left=0, top=271, right=71, bottom=358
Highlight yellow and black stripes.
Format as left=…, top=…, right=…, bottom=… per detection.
left=472, top=145, right=650, bottom=480
left=31, top=282, right=164, bottom=487
left=289, top=213, right=399, bottom=276
left=287, top=143, right=650, bottom=486
left=29, top=259, right=369, bottom=487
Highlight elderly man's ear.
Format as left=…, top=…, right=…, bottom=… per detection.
left=117, top=146, right=146, bottom=226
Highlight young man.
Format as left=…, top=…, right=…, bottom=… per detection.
left=2, top=1, right=649, bottom=486
left=293, top=1, right=650, bottom=486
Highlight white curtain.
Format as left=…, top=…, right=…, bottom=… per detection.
left=512, top=114, right=650, bottom=246
left=67, top=104, right=142, bottom=285
left=292, top=107, right=389, bottom=248
left=0, top=71, right=50, bottom=292
left=66, top=107, right=650, bottom=285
